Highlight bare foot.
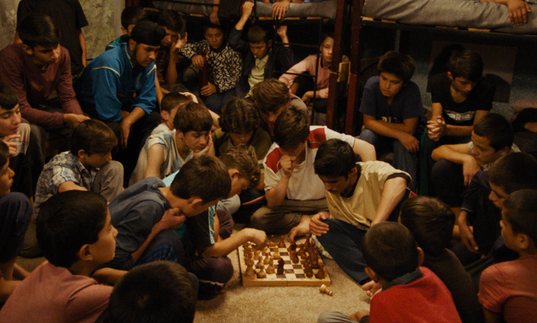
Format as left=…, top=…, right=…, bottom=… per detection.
left=288, top=215, right=311, bottom=241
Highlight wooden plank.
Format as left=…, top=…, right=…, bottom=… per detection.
left=238, top=238, right=331, bottom=287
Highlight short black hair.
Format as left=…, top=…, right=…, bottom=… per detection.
left=174, top=102, right=213, bottom=134
left=121, top=7, right=149, bottom=30
left=314, top=139, right=357, bottom=179
left=36, top=191, right=108, bottom=268
left=488, top=152, right=537, bottom=194
left=157, top=9, right=184, bottom=34
left=503, top=189, right=537, bottom=245
left=17, top=13, right=60, bottom=49
left=400, top=196, right=455, bottom=257
left=448, top=49, right=483, bottom=83
left=362, top=222, right=419, bottom=282
left=161, top=92, right=191, bottom=113
left=202, top=22, right=224, bottom=34
left=473, top=113, right=513, bottom=151
left=108, top=261, right=197, bottom=323
left=170, top=156, right=231, bottom=204
left=247, top=25, right=272, bottom=44
left=0, top=141, right=9, bottom=170
left=0, top=82, right=19, bottom=111
left=70, top=120, right=117, bottom=156
left=378, top=51, right=416, bottom=84
left=220, top=97, right=261, bottom=133
left=273, top=107, right=310, bottom=150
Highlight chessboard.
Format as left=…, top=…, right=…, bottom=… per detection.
left=238, top=235, right=331, bottom=287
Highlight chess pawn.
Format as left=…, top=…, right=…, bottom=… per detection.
left=246, top=258, right=254, bottom=267
left=257, top=266, right=267, bottom=278
left=263, top=246, right=270, bottom=254
left=278, top=236, right=286, bottom=248
left=256, top=258, right=264, bottom=269
left=304, top=263, right=313, bottom=278
left=315, top=263, right=326, bottom=279
left=264, top=255, right=272, bottom=265
left=320, top=284, right=333, bottom=296
left=289, top=240, right=297, bottom=252
left=246, top=263, right=256, bottom=278
left=254, top=249, right=261, bottom=258
left=269, top=235, right=276, bottom=247
left=266, top=262, right=275, bottom=274
left=273, top=249, right=281, bottom=260
left=291, top=254, right=299, bottom=264
left=277, top=259, right=285, bottom=275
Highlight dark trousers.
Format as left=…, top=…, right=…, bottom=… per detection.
left=0, top=193, right=32, bottom=262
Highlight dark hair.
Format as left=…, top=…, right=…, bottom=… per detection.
left=108, top=261, right=197, bottom=323
left=314, top=139, right=357, bottom=179
left=0, top=83, right=19, bottom=111
left=0, top=141, right=9, bottom=169
left=320, top=30, right=334, bottom=46
left=503, top=189, right=537, bottom=245
left=161, top=92, right=191, bottom=113
left=219, top=146, right=260, bottom=188
left=70, top=120, right=117, bottom=156
left=17, top=13, right=60, bottom=49
left=121, top=7, right=148, bottom=30
left=400, top=196, right=455, bottom=257
left=170, top=156, right=231, bottom=204
left=247, top=25, right=272, bottom=44
left=362, top=222, right=419, bottom=282
left=173, top=102, right=213, bottom=134
left=157, top=9, right=184, bottom=34
left=220, top=97, right=261, bottom=133
left=36, top=191, right=108, bottom=268
left=448, top=50, right=483, bottom=83
left=251, top=79, right=290, bottom=115
left=488, top=152, right=537, bottom=194
left=273, top=107, right=310, bottom=150
left=202, top=23, right=224, bottom=34
left=473, top=113, right=513, bottom=151
left=378, top=51, right=416, bottom=83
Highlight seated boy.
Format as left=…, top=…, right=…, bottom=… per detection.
left=130, top=102, right=213, bottom=185
left=400, top=196, right=484, bottom=323
left=107, top=6, right=148, bottom=50
left=229, top=1, right=294, bottom=98
left=106, top=261, right=197, bottom=323
left=479, top=189, right=537, bottom=323
left=359, top=51, right=423, bottom=191
left=0, top=191, right=116, bottom=322
left=318, top=222, right=462, bottom=323
left=0, top=82, right=35, bottom=197
left=456, top=152, right=537, bottom=265
left=155, top=10, right=186, bottom=90
left=0, top=141, right=32, bottom=303
left=427, top=49, right=494, bottom=144
left=34, top=119, right=123, bottom=215
left=431, top=113, right=516, bottom=212
left=250, top=78, right=307, bottom=138
left=152, top=92, right=192, bottom=136
left=180, top=23, right=242, bottom=114
left=251, top=107, right=375, bottom=240
left=310, top=139, right=410, bottom=284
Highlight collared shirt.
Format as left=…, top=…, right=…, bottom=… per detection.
left=34, top=151, right=97, bottom=215
left=246, top=54, right=269, bottom=97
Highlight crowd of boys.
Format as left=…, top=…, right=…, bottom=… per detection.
left=0, top=2, right=536, bottom=322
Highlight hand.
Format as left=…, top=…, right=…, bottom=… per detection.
left=272, top=0, right=290, bottom=19
left=462, top=156, right=481, bottom=186
left=119, top=117, right=133, bottom=149
left=398, top=132, right=420, bottom=153
left=241, top=1, right=254, bottom=18
left=193, top=133, right=212, bottom=156
left=245, top=228, right=268, bottom=249
left=309, top=211, right=330, bottom=237
left=361, top=280, right=382, bottom=298
left=276, top=25, right=288, bottom=38
left=506, top=0, right=531, bottom=25
left=171, top=32, right=188, bottom=58
left=179, top=91, right=199, bottom=103
left=279, top=154, right=296, bottom=177
left=155, top=207, right=187, bottom=232
left=301, top=91, right=314, bottom=104
left=64, top=113, right=90, bottom=128
left=427, top=116, right=446, bottom=141
left=348, top=310, right=370, bottom=322
left=201, top=82, right=217, bottom=97
left=458, top=212, right=480, bottom=254
left=2, top=134, right=20, bottom=157
left=191, top=54, right=205, bottom=69
left=210, top=9, right=220, bottom=25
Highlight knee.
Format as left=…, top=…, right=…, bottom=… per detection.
left=359, top=128, right=377, bottom=143
left=250, top=207, right=270, bottom=230
left=1, top=193, right=32, bottom=224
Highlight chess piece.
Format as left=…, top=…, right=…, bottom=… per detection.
left=266, top=262, right=275, bottom=274
left=256, top=258, right=264, bottom=269
left=269, top=235, right=276, bottom=247
left=320, top=284, right=333, bottom=296
left=264, top=254, right=272, bottom=265
left=257, top=266, right=267, bottom=278
left=263, top=246, right=270, bottom=254
left=254, top=250, right=261, bottom=258
left=304, top=234, right=311, bottom=250
left=289, top=240, right=297, bottom=251
left=277, top=259, right=285, bottom=275
left=246, top=263, right=255, bottom=278
left=315, top=263, right=325, bottom=279
left=304, top=262, right=313, bottom=278
left=291, top=254, right=299, bottom=264
left=273, top=249, right=281, bottom=259
left=278, top=236, right=286, bottom=248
